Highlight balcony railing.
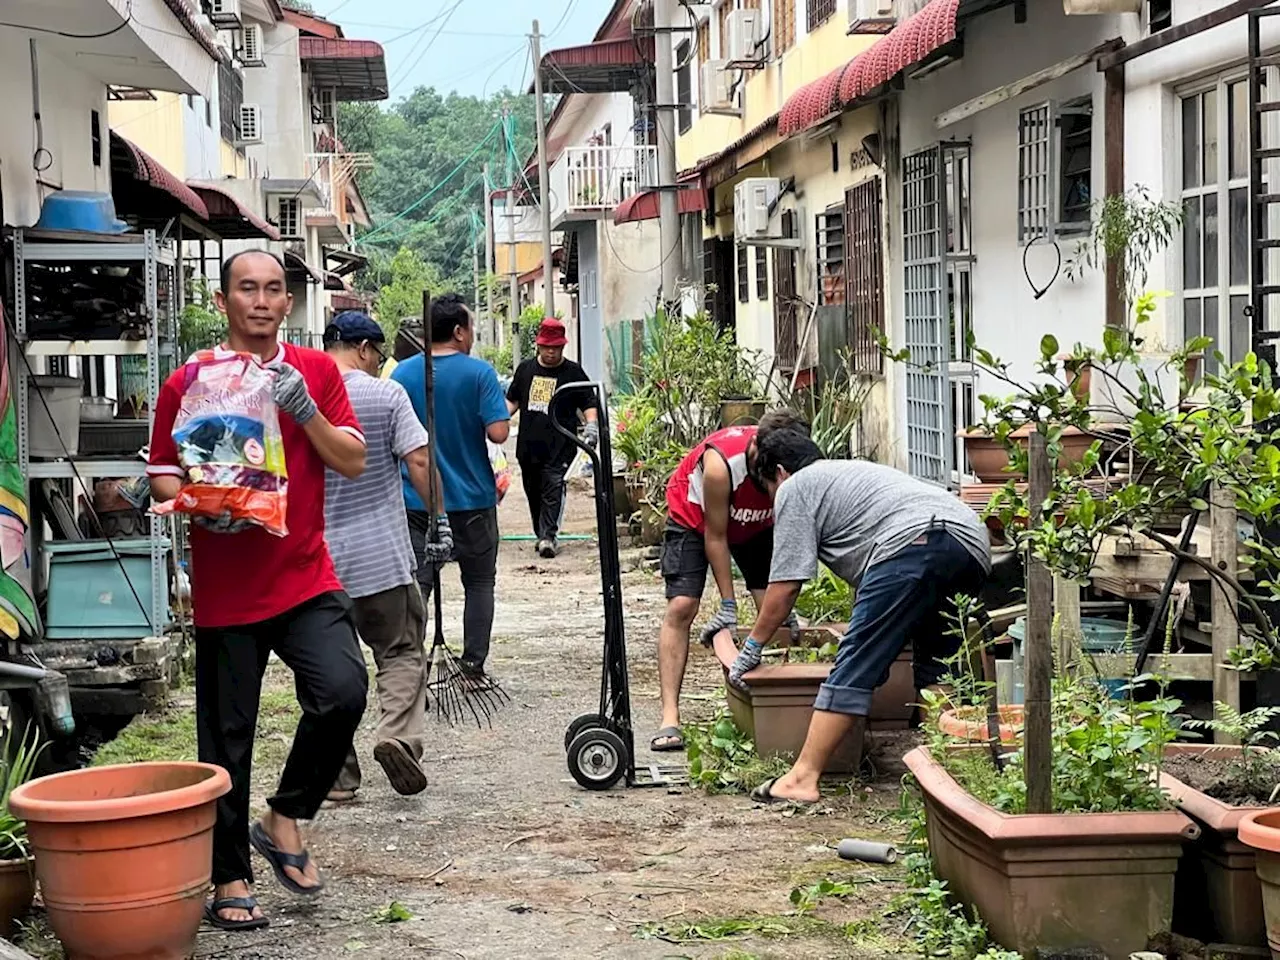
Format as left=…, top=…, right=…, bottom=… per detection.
left=561, top=144, right=658, bottom=212
left=304, top=152, right=373, bottom=215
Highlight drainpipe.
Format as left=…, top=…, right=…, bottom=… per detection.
left=0, top=661, right=74, bottom=737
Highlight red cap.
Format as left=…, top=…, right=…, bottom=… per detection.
left=535, top=318, right=568, bottom=347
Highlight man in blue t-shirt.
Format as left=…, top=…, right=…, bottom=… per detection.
left=391, top=294, right=510, bottom=675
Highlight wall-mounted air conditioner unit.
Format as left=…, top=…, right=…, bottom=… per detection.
left=734, top=177, right=781, bottom=240
left=726, top=10, right=764, bottom=66
left=700, top=61, right=739, bottom=117
left=240, top=23, right=264, bottom=67
left=238, top=103, right=263, bottom=144
left=849, top=0, right=896, bottom=34
left=208, top=0, right=243, bottom=29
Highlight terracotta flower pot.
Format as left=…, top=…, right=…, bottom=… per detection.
left=1238, top=808, right=1280, bottom=960
left=937, top=705, right=1024, bottom=744
left=610, top=474, right=631, bottom=518
left=0, top=857, right=35, bottom=938
left=719, top=398, right=767, bottom=429
left=9, top=762, right=231, bottom=960
left=958, top=425, right=1096, bottom=483
left=1160, top=744, right=1268, bottom=948
left=639, top=503, right=665, bottom=546
left=716, top=628, right=914, bottom=772
left=904, top=746, right=1198, bottom=958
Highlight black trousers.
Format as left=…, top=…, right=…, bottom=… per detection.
left=519, top=457, right=570, bottom=543
left=408, top=508, right=499, bottom=670
left=195, top=590, right=368, bottom=885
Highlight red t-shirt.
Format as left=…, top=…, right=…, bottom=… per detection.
left=148, top=343, right=365, bottom=628
left=666, top=426, right=773, bottom=546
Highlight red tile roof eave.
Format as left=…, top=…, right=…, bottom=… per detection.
left=282, top=7, right=343, bottom=38
left=613, top=185, right=706, bottom=225
left=299, top=37, right=385, bottom=60
left=113, top=134, right=209, bottom=220
left=189, top=184, right=281, bottom=241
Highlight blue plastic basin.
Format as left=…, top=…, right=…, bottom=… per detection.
left=35, top=191, right=129, bottom=234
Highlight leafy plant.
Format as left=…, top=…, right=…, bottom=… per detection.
left=178, top=280, right=224, bottom=357
left=372, top=246, right=443, bottom=343
left=794, top=566, right=853, bottom=624
left=684, top=712, right=790, bottom=795
left=1063, top=186, right=1184, bottom=309
left=371, top=901, right=413, bottom=924
left=789, top=877, right=869, bottom=913
left=1184, top=702, right=1280, bottom=800
left=0, top=726, right=44, bottom=861
left=772, top=353, right=875, bottom=459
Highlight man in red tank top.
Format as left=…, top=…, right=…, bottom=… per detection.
left=652, top=413, right=806, bottom=752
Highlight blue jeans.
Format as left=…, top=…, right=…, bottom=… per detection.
left=815, top=529, right=987, bottom=716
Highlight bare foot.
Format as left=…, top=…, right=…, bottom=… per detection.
left=214, top=880, right=265, bottom=924
left=764, top=771, right=821, bottom=804
left=259, top=811, right=322, bottom=891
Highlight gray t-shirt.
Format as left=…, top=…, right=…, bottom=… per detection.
left=325, top=370, right=429, bottom=599
left=769, top=460, right=991, bottom=587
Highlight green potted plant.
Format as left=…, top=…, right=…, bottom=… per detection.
left=0, top=728, right=44, bottom=938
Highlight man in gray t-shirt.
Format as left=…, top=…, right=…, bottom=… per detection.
left=321, top=312, right=452, bottom=802
left=732, top=430, right=990, bottom=805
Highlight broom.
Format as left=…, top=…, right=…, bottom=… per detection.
left=419, top=290, right=510, bottom=727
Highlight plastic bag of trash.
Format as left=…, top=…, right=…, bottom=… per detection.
left=153, top=351, right=289, bottom=536
left=489, top=441, right=511, bottom=504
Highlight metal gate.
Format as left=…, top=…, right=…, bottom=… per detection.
left=902, top=147, right=950, bottom=483
left=773, top=209, right=799, bottom=371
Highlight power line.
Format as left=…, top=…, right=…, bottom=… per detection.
left=389, top=0, right=467, bottom=92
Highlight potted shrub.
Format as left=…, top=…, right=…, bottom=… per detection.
left=1158, top=704, right=1280, bottom=948
left=0, top=729, right=42, bottom=939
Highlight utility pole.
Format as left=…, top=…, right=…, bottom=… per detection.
left=531, top=20, right=556, bottom=321
left=471, top=213, right=482, bottom=346
left=483, top=162, right=497, bottom=346
left=504, top=106, right=521, bottom=368
left=653, top=0, right=682, bottom=302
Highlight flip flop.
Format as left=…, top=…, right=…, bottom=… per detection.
left=249, top=822, right=325, bottom=897
left=650, top=726, right=685, bottom=752
left=374, top=738, right=428, bottom=796
left=750, top=777, right=819, bottom=806
left=204, top=896, right=270, bottom=932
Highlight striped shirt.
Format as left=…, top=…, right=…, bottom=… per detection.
left=324, top=370, right=428, bottom=599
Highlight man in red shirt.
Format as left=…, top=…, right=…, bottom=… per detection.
left=148, top=251, right=368, bottom=931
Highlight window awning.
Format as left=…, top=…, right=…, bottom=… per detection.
left=614, top=185, right=706, bottom=225
left=284, top=251, right=323, bottom=284
left=326, top=248, right=368, bottom=276
left=299, top=37, right=388, bottom=101
left=777, top=0, right=961, bottom=138
left=538, top=37, right=654, bottom=95
left=110, top=133, right=209, bottom=221
left=189, top=184, right=281, bottom=240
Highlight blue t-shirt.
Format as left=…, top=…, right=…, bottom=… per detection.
left=391, top=352, right=510, bottom=513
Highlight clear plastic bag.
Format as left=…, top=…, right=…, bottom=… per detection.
left=153, top=351, right=289, bottom=536
left=489, top=441, right=511, bottom=504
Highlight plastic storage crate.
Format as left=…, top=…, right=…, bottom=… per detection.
left=43, top=538, right=169, bottom=639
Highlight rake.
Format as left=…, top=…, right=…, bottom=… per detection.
left=419, top=290, right=510, bottom=727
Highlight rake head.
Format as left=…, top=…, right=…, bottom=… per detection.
left=426, top=640, right=510, bottom=728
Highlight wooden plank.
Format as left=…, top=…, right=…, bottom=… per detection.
left=1211, top=483, right=1242, bottom=744
left=1090, top=652, right=1214, bottom=682
left=1098, top=0, right=1279, bottom=71
left=1054, top=575, right=1083, bottom=669
left=1024, top=430, right=1053, bottom=814
left=935, top=38, right=1124, bottom=129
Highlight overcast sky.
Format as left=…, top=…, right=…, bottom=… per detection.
left=319, top=0, right=616, bottom=100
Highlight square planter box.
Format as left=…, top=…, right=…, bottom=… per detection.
left=721, top=626, right=914, bottom=774
left=904, top=746, right=1198, bottom=958
left=1161, top=744, right=1266, bottom=948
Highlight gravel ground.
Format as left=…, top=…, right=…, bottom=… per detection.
left=39, top=466, right=917, bottom=960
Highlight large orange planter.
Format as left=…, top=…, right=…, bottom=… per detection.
left=937, top=705, right=1024, bottom=744
left=9, top=762, right=231, bottom=960
left=1239, top=808, right=1280, bottom=960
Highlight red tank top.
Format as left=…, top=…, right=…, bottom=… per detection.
left=666, top=426, right=774, bottom=545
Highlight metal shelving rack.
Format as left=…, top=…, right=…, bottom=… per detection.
left=12, top=228, right=176, bottom=637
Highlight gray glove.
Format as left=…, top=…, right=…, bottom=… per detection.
left=421, top=515, right=455, bottom=565
left=783, top=610, right=802, bottom=645
left=699, top=598, right=738, bottom=647
left=268, top=361, right=318, bottom=425
left=194, top=510, right=254, bottom=534
left=728, top=638, right=764, bottom=690
left=582, top=421, right=600, bottom=449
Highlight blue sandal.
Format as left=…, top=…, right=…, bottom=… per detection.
left=250, top=822, right=325, bottom=897
left=204, top=896, right=269, bottom=931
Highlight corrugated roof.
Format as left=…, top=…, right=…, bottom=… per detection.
left=613, top=185, right=706, bottom=224
left=299, top=37, right=388, bottom=101
left=111, top=133, right=209, bottom=220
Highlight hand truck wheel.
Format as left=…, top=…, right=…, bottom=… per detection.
left=564, top=713, right=609, bottom=751
left=566, top=726, right=628, bottom=791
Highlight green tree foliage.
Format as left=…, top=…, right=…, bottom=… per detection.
left=372, top=247, right=443, bottom=341
left=341, top=87, right=541, bottom=306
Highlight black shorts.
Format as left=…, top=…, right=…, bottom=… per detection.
left=660, top=521, right=774, bottom=600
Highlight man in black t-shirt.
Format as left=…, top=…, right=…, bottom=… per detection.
left=506, top=318, right=598, bottom=558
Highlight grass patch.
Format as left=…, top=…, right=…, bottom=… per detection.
left=14, top=915, right=64, bottom=960
left=92, top=678, right=302, bottom=768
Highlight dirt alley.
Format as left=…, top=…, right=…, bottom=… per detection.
left=168, top=465, right=914, bottom=960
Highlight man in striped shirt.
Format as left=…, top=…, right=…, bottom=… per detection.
left=322, top=312, right=452, bottom=801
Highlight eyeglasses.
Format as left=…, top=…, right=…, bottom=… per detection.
left=362, top=339, right=386, bottom=362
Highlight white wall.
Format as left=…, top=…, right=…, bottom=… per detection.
left=0, top=33, right=110, bottom=227
left=182, top=88, right=223, bottom=180
left=894, top=2, right=1134, bottom=400
left=244, top=20, right=306, bottom=181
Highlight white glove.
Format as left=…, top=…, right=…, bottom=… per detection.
left=582, top=421, right=600, bottom=449
left=728, top=638, right=764, bottom=690
left=699, top=598, right=738, bottom=647
left=268, top=361, right=318, bottom=425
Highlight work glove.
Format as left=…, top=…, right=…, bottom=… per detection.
left=421, top=514, right=455, bottom=565
left=268, top=361, right=318, bottom=425
left=582, top=421, right=600, bottom=449
left=783, top=610, right=803, bottom=645
left=194, top=510, right=255, bottom=534
left=728, top=638, right=764, bottom=690
left=699, top=598, right=738, bottom=648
